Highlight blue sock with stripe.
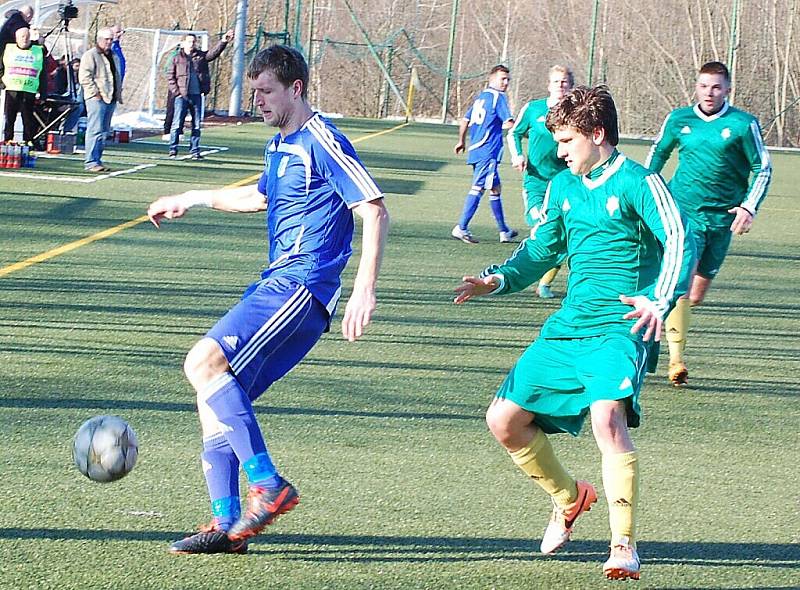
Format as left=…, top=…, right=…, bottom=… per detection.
left=458, top=190, right=482, bottom=229
left=204, top=373, right=283, bottom=489
left=489, top=195, right=510, bottom=232
left=201, top=434, right=240, bottom=530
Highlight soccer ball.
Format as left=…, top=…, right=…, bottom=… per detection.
left=72, top=415, right=138, bottom=483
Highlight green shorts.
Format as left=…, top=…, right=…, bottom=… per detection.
left=496, top=334, right=650, bottom=436
left=689, top=223, right=733, bottom=279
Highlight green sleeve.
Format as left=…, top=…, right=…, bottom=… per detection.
left=739, top=118, right=772, bottom=214
left=507, top=102, right=532, bottom=161
left=634, top=174, right=697, bottom=318
left=480, top=183, right=566, bottom=294
left=645, top=112, right=677, bottom=173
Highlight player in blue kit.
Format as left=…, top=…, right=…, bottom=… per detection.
left=146, top=45, right=389, bottom=554
left=452, top=65, right=518, bottom=244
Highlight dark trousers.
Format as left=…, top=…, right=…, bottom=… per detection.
left=163, top=89, right=177, bottom=134
left=3, top=90, right=36, bottom=142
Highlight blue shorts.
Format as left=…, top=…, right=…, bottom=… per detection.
left=206, top=277, right=328, bottom=400
left=470, top=159, right=501, bottom=192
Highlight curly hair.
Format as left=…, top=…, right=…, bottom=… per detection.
left=545, top=85, right=619, bottom=146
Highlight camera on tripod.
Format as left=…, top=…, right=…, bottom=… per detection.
left=58, top=0, right=79, bottom=23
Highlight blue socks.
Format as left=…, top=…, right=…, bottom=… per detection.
left=459, top=190, right=509, bottom=232
left=202, top=434, right=240, bottom=530
left=458, top=190, right=482, bottom=229
left=489, top=194, right=509, bottom=232
left=204, top=372, right=283, bottom=490
left=243, top=454, right=283, bottom=490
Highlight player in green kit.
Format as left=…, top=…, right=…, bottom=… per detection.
left=454, top=86, right=695, bottom=580
left=646, top=61, right=772, bottom=386
left=508, top=65, right=574, bottom=298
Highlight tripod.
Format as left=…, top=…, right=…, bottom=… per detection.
left=33, top=15, right=82, bottom=141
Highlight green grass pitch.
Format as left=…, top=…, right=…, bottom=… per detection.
left=0, top=120, right=798, bottom=589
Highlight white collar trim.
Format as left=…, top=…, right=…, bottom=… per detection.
left=694, top=101, right=729, bottom=122
left=582, top=153, right=627, bottom=189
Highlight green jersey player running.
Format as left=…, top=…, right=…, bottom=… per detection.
left=454, top=86, right=696, bottom=581
left=508, top=65, right=574, bottom=298
left=646, top=61, right=772, bottom=386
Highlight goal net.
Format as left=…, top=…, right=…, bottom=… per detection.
left=114, top=28, right=209, bottom=129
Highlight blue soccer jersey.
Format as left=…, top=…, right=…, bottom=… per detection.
left=464, top=88, right=512, bottom=165
left=256, top=113, right=383, bottom=315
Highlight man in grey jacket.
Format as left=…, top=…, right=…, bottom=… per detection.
left=79, top=27, right=122, bottom=172
left=167, top=30, right=232, bottom=160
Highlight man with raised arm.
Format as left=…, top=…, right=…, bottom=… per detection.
left=455, top=86, right=695, bottom=580
left=147, top=44, right=389, bottom=555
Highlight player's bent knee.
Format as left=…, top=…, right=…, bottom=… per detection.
left=485, top=405, right=504, bottom=437
left=183, top=337, right=230, bottom=389
left=590, top=401, right=633, bottom=452
left=590, top=402, right=626, bottom=437
left=485, top=403, right=518, bottom=446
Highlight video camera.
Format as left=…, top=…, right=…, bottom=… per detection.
left=58, top=0, right=79, bottom=23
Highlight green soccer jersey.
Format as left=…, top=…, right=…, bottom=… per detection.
left=645, top=102, right=772, bottom=228
left=483, top=151, right=696, bottom=340
left=508, top=98, right=566, bottom=200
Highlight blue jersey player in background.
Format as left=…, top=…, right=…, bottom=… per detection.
left=146, top=45, right=389, bottom=555
left=452, top=64, right=517, bottom=244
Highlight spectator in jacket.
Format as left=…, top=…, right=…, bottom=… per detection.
left=0, top=4, right=33, bottom=77
left=1, top=4, right=33, bottom=48
left=1, top=27, right=45, bottom=142
left=110, top=24, right=126, bottom=81
left=79, top=27, right=123, bottom=172
left=167, top=29, right=233, bottom=160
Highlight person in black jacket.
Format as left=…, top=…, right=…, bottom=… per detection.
left=167, top=30, right=232, bottom=160
left=0, top=4, right=33, bottom=83
left=0, top=5, right=33, bottom=46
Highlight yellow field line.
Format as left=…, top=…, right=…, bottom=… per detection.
left=352, top=122, right=409, bottom=143
left=0, top=122, right=408, bottom=279
left=0, top=216, right=149, bottom=278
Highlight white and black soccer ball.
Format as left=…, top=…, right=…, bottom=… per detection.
left=72, top=415, right=138, bottom=483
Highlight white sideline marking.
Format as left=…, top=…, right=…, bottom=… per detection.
left=170, top=146, right=229, bottom=160
left=132, top=139, right=228, bottom=149
left=0, top=163, right=157, bottom=183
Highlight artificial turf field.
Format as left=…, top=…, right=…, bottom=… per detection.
left=0, top=119, right=798, bottom=590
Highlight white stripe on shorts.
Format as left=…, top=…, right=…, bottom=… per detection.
left=229, top=286, right=313, bottom=374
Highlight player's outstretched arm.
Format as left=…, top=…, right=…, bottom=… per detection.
left=147, top=184, right=265, bottom=227
left=453, top=275, right=500, bottom=304
left=342, top=199, right=389, bottom=342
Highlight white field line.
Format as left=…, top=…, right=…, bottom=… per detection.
left=0, top=163, right=157, bottom=184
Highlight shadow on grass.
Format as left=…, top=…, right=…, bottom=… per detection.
left=0, top=396, right=477, bottom=421
left=0, top=528, right=796, bottom=570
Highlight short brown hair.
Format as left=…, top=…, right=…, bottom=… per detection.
left=698, top=61, right=730, bottom=83
left=247, top=44, right=309, bottom=99
left=489, top=64, right=510, bottom=76
left=545, top=85, right=619, bottom=146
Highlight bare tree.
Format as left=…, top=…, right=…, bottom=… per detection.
left=94, top=0, right=800, bottom=145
